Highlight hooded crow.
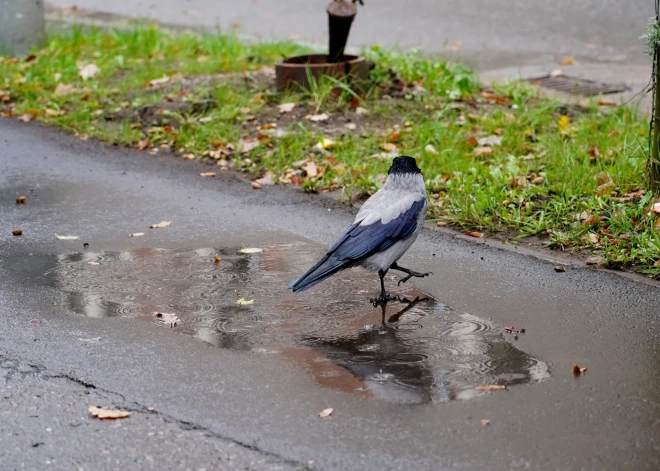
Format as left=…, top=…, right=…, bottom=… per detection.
left=288, top=156, right=430, bottom=304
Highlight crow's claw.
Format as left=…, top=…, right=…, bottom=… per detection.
left=370, top=293, right=406, bottom=307
left=397, top=271, right=432, bottom=286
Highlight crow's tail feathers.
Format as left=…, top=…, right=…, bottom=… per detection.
left=288, top=255, right=350, bottom=293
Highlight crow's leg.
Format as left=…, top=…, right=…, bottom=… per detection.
left=390, top=262, right=432, bottom=286
left=370, top=269, right=406, bottom=306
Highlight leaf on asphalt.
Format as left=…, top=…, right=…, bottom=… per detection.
left=255, top=170, right=275, bottom=186
left=136, top=138, right=150, bottom=150
left=146, top=76, right=170, bottom=87
left=54, top=233, right=79, bottom=240
left=474, top=146, right=493, bottom=157
left=425, top=144, right=438, bottom=155
left=237, top=137, right=260, bottom=153
left=558, top=115, right=571, bottom=133
left=235, top=298, right=255, bottom=305
left=446, top=40, right=462, bottom=51
left=214, top=254, right=221, bottom=264
left=558, top=57, right=577, bottom=65
left=278, top=102, right=296, bottom=113
left=130, top=232, right=145, bottom=237
left=307, top=113, right=329, bottom=122
left=318, top=408, right=333, bottom=418
left=573, top=364, right=587, bottom=375
left=463, top=231, right=484, bottom=238
left=149, top=221, right=171, bottom=229
left=251, top=181, right=262, bottom=189
left=481, top=419, right=490, bottom=426
left=18, top=113, right=33, bottom=123
left=437, top=221, right=447, bottom=227
left=475, top=385, right=506, bottom=391
left=78, top=63, right=100, bottom=80
left=554, top=265, right=566, bottom=273
left=477, top=135, right=503, bottom=146
left=154, top=311, right=179, bottom=326
left=12, top=229, right=23, bottom=236
left=239, top=247, right=263, bottom=254
left=585, top=256, right=604, bottom=266
left=88, top=405, right=130, bottom=420
left=200, top=172, right=216, bottom=177
left=16, top=196, right=26, bottom=204
left=303, top=161, right=319, bottom=177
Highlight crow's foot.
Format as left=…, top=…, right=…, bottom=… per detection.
left=370, top=293, right=407, bottom=307
left=397, top=270, right=432, bottom=286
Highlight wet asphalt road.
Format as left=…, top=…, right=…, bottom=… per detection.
left=49, top=0, right=651, bottom=70
left=1, top=119, right=660, bottom=470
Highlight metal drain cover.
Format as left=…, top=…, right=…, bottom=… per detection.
left=526, top=74, right=630, bottom=96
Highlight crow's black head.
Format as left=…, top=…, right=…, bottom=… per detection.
left=388, top=156, right=421, bottom=175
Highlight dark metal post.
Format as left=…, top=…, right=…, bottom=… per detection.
left=327, top=0, right=357, bottom=63
left=0, top=0, right=46, bottom=57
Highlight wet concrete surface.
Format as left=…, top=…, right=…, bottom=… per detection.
left=1, top=120, right=660, bottom=470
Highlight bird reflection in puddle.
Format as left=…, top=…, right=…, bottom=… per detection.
left=10, top=243, right=549, bottom=404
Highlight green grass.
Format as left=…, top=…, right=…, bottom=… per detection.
left=1, top=25, right=658, bottom=274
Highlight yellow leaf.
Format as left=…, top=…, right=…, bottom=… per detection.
left=475, top=385, right=506, bottom=391
left=558, top=115, right=571, bottom=133
left=88, top=405, right=130, bottom=420
left=236, top=298, right=254, bottom=305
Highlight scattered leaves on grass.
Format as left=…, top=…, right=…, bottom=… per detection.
left=474, top=146, right=493, bottom=157
left=154, top=311, right=179, bottom=326
left=307, top=113, right=329, bottom=122
left=318, top=408, right=333, bottom=418
left=88, top=405, right=130, bottom=420
left=78, top=63, right=100, bottom=80
left=12, top=229, right=23, bottom=236
left=146, top=76, right=170, bottom=87
left=130, top=232, right=145, bottom=237
left=379, top=142, right=398, bottom=153
left=235, top=298, right=254, bottom=305
left=149, top=221, right=171, bottom=228
left=237, top=137, right=260, bottom=153
left=54, top=233, right=79, bottom=240
left=582, top=215, right=603, bottom=227
left=475, top=385, right=506, bottom=391
left=554, top=265, right=566, bottom=272
left=463, top=231, right=484, bottom=238
left=583, top=233, right=599, bottom=244
left=44, top=108, right=65, bottom=117
left=200, top=172, right=216, bottom=177
left=136, top=138, right=150, bottom=150
left=481, top=419, right=490, bottom=426
left=558, top=115, right=571, bottom=133
left=54, top=83, right=91, bottom=96
left=15, top=196, right=26, bottom=204
left=303, top=161, right=319, bottom=178
left=585, top=256, right=604, bottom=266
left=214, top=254, right=221, bottom=264
left=573, top=364, right=587, bottom=375
left=239, top=247, right=263, bottom=254
left=255, top=170, right=275, bottom=186
left=278, top=102, right=296, bottom=113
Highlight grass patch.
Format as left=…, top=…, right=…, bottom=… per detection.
left=1, top=25, right=658, bottom=274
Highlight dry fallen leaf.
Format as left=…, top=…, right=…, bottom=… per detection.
left=463, top=231, right=484, bottom=238
left=481, top=419, right=490, bottom=426
left=314, top=137, right=335, bottom=150
left=251, top=181, right=262, bottom=189
left=214, top=254, right=221, bottom=264
left=573, top=364, right=587, bottom=375
left=379, top=143, right=398, bottom=153
left=303, top=161, right=319, bottom=178
left=240, top=247, right=263, bottom=254
left=235, top=298, right=255, bottom=305
left=154, top=311, right=179, bottom=326
left=532, top=176, right=545, bottom=185
left=54, top=233, right=79, bottom=240
left=598, top=98, right=617, bottom=107
left=554, top=265, right=566, bottom=273
left=78, top=63, right=100, bottom=80
left=146, top=76, right=170, bottom=87
left=200, top=172, right=216, bottom=178
left=425, top=144, right=438, bottom=155
left=474, top=146, right=493, bottom=157
left=477, top=135, right=503, bottom=146
left=436, top=221, right=447, bottom=227
left=16, top=196, right=26, bottom=204
left=18, top=113, right=33, bottom=123
left=88, top=405, right=130, bottom=420
left=12, top=229, right=23, bottom=236
left=44, top=108, right=65, bottom=117
left=559, top=57, right=577, bottom=65
left=475, top=385, right=506, bottom=391
left=278, top=102, right=296, bottom=113
left=308, top=113, right=329, bottom=122
left=149, top=221, right=171, bottom=229
left=130, top=232, right=145, bottom=237
left=318, top=408, right=333, bottom=418
left=583, top=233, right=599, bottom=244
left=585, top=256, right=604, bottom=266
left=237, top=138, right=260, bottom=153
left=136, top=138, right=150, bottom=150
left=354, top=107, right=368, bottom=116
left=582, top=215, right=602, bottom=227
left=652, top=202, right=660, bottom=214
left=558, top=115, right=571, bottom=133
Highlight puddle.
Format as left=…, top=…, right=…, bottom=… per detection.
left=9, top=243, right=549, bottom=404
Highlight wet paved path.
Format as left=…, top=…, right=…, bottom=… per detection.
left=1, top=120, right=660, bottom=470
